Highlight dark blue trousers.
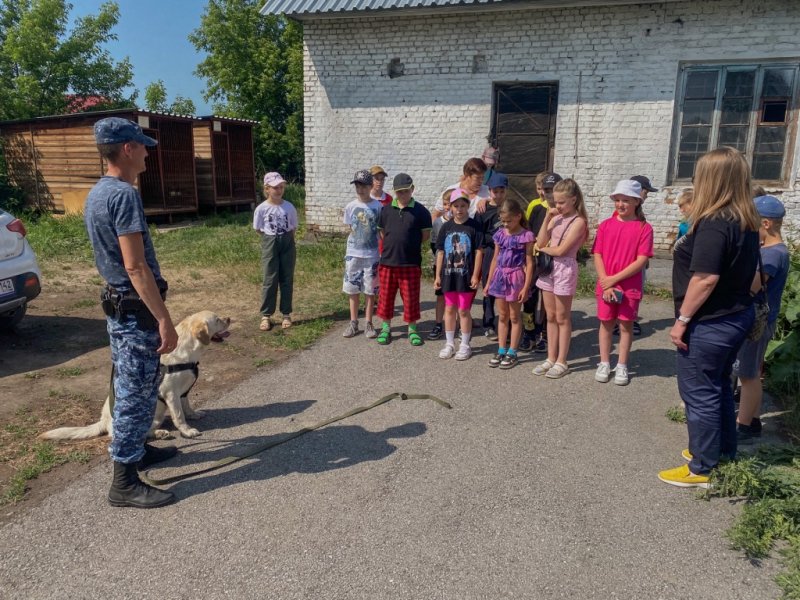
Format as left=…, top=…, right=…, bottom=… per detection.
left=677, top=307, right=754, bottom=475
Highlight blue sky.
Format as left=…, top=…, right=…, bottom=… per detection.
left=70, top=0, right=213, bottom=114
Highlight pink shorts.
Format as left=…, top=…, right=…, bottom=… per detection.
left=596, top=292, right=641, bottom=322
left=536, top=257, right=578, bottom=296
left=444, top=291, right=476, bottom=311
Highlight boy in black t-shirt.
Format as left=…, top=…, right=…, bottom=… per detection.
left=476, top=172, right=506, bottom=340
left=434, top=189, right=483, bottom=360
left=376, top=173, right=433, bottom=346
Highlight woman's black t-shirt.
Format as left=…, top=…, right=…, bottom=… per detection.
left=672, top=216, right=759, bottom=321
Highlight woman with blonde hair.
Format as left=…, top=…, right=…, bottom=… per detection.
left=660, top=147, right=760, bottom=488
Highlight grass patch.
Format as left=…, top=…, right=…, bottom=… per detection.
left=23, top=371, right=45, bottom=380
left=56, top=366, right=86, bottom=378
left=254, top=358, right=273, bottom=368
left=703, top=445, right=800, bottom=598
left=576, top=267, right=595, bottom=298
left=665, top=405, right=687, bottom=423
left=644, top=283, right=673, bottom=300
left=0, top=397, right=99, bottom=505
left=256, top=317, right=335, bottom=351
left=69, top=298, right=96, bottom=310
left=1, top=443, right=91, bottom=506
left=154, top=213, right=259, bottom=269
left=24, top=213, right=94, bottom=264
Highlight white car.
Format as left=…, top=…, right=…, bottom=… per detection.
left=0, top=209, right=42, bottom=329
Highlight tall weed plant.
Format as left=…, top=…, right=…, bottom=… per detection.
left=764, top=241, right=800, bottom=436
left=706, top=446, right=800, bottom=599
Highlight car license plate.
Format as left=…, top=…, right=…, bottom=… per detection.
left=0, top=278, right=14, bottom=298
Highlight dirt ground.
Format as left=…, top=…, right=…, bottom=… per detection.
left=0, top=262, right=299, bottom=524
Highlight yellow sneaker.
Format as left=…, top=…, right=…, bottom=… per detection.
left=658, top=464, right=709, bottom=489
left=682, top=449, right=693, bottom=462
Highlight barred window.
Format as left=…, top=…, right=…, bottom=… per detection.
left=671, top=63, right=799, bottom=184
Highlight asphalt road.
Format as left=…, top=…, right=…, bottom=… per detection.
left=0, top=294, right=779, bottom=599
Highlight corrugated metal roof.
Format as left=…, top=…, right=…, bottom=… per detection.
left=260, top=0, right=501, bottom=17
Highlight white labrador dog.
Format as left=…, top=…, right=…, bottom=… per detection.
left=40, top=311, right=230, bottom=441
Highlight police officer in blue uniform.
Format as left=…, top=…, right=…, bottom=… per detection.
left=85, top=117, right=179, bottom=508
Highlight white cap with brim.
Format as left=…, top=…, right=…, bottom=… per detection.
left=610, top=179, right=643, bottom=200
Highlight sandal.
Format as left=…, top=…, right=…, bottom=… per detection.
left=545, top=362, right=570, bottom=379
left=408, top=326, right=423, bottom=347
left=499, top=352, right=518, bottom=369
left=376, top=324, right=391, bottom=345
left=281, top=316, right=292, bottom=330
left=532, top=359, right=554, bottom=376
left=259, top=316, right=272, bottom=331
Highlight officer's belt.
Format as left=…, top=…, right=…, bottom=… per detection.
left=107, top=285, right=168, bottom=302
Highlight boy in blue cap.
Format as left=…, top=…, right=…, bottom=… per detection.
left=734, top=195, right=790, bottom=442
left=85, top=117, right=178, bottom=508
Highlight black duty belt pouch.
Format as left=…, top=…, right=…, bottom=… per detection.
left=101, top=287, right=161, bottom=331
left=118, top=297, right=159, bottom=331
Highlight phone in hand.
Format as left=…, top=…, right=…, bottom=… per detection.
left=610, top=288, right=624, bottom=303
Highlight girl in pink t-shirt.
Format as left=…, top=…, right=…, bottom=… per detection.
left=532, top=179, right=588, bottom=379
left=591, top=180, right=654, bottom=386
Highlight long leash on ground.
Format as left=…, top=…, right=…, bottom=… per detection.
left=141, top=392, right=451, bottom=486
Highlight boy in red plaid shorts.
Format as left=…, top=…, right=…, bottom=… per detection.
left=375, top=173, right=432, bottom=346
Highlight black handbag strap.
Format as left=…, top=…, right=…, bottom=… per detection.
left=549, top=215, right=579, bottom=248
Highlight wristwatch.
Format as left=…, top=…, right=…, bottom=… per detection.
left=677, top=315, right=691, bottom=324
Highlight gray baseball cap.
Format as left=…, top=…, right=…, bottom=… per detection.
left=94, top=117, right=157, bottom=146
left=392, top=173, right=414, bottom=191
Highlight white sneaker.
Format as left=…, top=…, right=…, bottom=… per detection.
left=439, top=344, right=455, bottom=359
left=595, top=363, right=611, bottom=383
left=454, top=345, right=472, bottom=361
left=614, top=364, right=629, bottom=386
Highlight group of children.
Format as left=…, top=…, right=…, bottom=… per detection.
left=322, top=157, right=659, bottom=386
left=252, top=160, right=789, bottom=402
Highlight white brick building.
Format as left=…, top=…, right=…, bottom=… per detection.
left=261, top=0, right=800, bottom=253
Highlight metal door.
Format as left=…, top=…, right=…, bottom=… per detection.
left=492, top=83, right=559, bottom=206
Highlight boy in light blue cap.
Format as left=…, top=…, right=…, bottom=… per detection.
left=734, top=195, right=790, bottom=443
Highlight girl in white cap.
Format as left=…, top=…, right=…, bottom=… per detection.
left=254, top=172, right=298, bottom=331
left=591, top=179, right=654, bottom=386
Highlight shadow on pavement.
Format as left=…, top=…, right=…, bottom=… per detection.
left=187, top=400, right=317, bottom=433
left=164, top=421, right=428, bottom=500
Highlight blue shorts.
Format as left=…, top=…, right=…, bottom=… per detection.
left=733, top=321, right=776, bottom=379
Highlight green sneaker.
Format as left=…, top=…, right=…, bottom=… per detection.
left=376, top=323, right=391, bottom=345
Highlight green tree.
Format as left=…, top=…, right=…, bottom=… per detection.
left=143, top=80, right=197, bottom=115
left=144, top=79, right=197, bottom=115
left=144, top=79, right=168, bottom=112
left=170, top=95, right=196, bottom=116
left=0, top=0, right=136, bottom=120
left=189, top=0, right=303, bottom=179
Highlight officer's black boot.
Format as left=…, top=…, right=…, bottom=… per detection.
left=138, top=443, right=179, bottom=469
left=108, top=461, right=175, bottom=508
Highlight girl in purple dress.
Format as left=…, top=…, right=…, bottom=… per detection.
left=483, top=199, right=535, bottom=369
